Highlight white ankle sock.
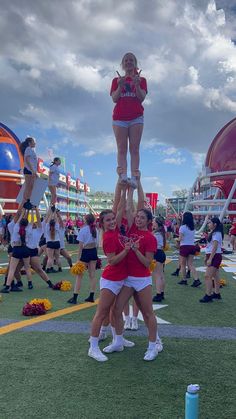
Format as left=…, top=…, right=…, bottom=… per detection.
left=90, top=336, right=99, bottom=349
left=148, top=341, right=156, bottom=350
left=115, top=334, right=123, bottom=346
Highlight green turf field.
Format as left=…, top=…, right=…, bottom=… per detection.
left=0, top=244, right=236, bottom=419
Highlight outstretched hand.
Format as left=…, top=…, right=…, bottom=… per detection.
left=116, top=71, right=125, bottom=88
left=133, top=70, right=142, bottom=87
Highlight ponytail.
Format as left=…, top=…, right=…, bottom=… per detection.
left=19, top=219, right=28, bottom=246
left=50, top=157, right=61, bottom=167
left=19, top=137, right=35, bottom=156
left=208, top=217, right=224, bottom=242
left=155, top=217, right=166, bottom=248
left=85, top=214, right=97, bottom=239
left=49, top=219, right=56, bottom=241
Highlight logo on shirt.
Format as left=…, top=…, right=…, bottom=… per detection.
left=118, top=233, right=144, bottom=248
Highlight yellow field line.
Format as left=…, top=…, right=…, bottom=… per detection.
left=0, top=299, right=99, bottom=336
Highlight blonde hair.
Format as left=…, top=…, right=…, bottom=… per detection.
left=121, top=52, right=138, bottom=71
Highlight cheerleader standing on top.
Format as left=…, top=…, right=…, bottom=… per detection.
left=19, top=137, right=38, bottom=210
left=152, top=217, right=167, bottom=302
left=200, top=217, right=224, bottom=303
left=1, top=208, right=33, bottom=293
left=48, top=157, right=61, bottom=209
left=110, top=52, right=147, bottom=189
left=68, top=214, right=98, bottom=305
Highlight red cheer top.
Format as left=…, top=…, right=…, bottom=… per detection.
left=127, top=223, right=157, bottom=277
left=110, top=76, right=147, bottom=121
left=102, top=229, right=128, bottom=281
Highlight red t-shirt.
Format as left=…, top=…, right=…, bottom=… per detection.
left=127, top=224, right=157, bottom=277
left=102, top=229, right=128, bottom=281
left=110, top=77, right=147, bottom=121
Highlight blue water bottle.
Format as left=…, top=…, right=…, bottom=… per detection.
left=185, top=384, right=200, bottom=419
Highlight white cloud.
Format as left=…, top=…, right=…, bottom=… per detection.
left=191, top=152, right=206, bottom=169
left=163, top=147, right=178, bottom=156
left=142, top=176, right=162, bottom=188
left=163, top=157, right=186, bottom=165
left=82, top=150, right=96, bottom=157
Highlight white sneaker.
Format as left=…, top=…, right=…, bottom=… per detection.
left=98, top=331, right=108, bottom=342
left=156, top=339, right=163, bottom=353
left=131, top=318, right=139, bottom=330
left=143, top=346, right=158, bottom=361
left=124, top=318, right=132, bottom=330
left=88, top=347, right=108, bottom=362
left=123, top=338, right=135, bottom=348
left=103, top=343, right=124, bottom=353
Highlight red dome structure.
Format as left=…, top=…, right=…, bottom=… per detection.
left=185, top=118, right=236, bottom=231
left=0, top=123, right=24, bottom=213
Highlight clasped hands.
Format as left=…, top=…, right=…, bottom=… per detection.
left=124, top=237, right=140, bottom=252
left=116, top=70, right=142, bottom=88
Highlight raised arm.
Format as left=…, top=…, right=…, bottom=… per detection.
left=35, top=208, right=42, bottom=228
left=126, top=186, right=135, bottom=228
left=115, top=185, right=127, bottom=228
left=112, top=181, right=122, bottom=215
left=137, top=178, right=145, bottom=211
left=56, top=210, right=64, bottom=229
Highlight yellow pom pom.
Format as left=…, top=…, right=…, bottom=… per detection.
left=60, top=280, right=72, bottom=291
left=29, top=298, right=52, bottom=311
left=163, top=244, right=170, bottom=251
left=220, top=263, right=227, bottom=268
left=0, top=267, right=7, bottom=275
left=70, top=262, right=86, bottom=275
left=149, top=260, right=157, bottom=273
left=219, top=278, right=227, bottom=286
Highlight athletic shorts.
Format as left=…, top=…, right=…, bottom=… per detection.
left=125, top=276, right=152, bottom=292
left=180, top=245, right=196, bottom=257
left=28, top=248, right=39, bottom=257
left=12, top=246, right=30, bottom=259
left=112, top=116, right=144, bottom=128
left=100, top=278, right=125, bottom=295
left=154, top=249, right=166, bottom=264
left=23, top=167, right=32, bottom=175
left=47, top=241, right=60, bottom=250
left=80, top=248, right=97, bottom=263
left=205, top=253, right=222, bottom=269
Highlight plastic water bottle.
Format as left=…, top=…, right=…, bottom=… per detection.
left=185, top=384, right=200, bottom=419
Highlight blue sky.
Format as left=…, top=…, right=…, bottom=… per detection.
left=1, top=0, right=236, bottom=202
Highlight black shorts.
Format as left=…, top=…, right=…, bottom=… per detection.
left=80, top=248, right=98, bottom=263
left=23, top=167, right=32, bottom=175
left=8, top=244, right=13, bottom=254
left=12, top=246, right=30, bottom=259
left=47, top=241, right=60, bottom=250
left=28, top=248, right=39, bottom=257
left=39, top=237, right=46, bottom=247
left=154, top=249, right=166, bottom=264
